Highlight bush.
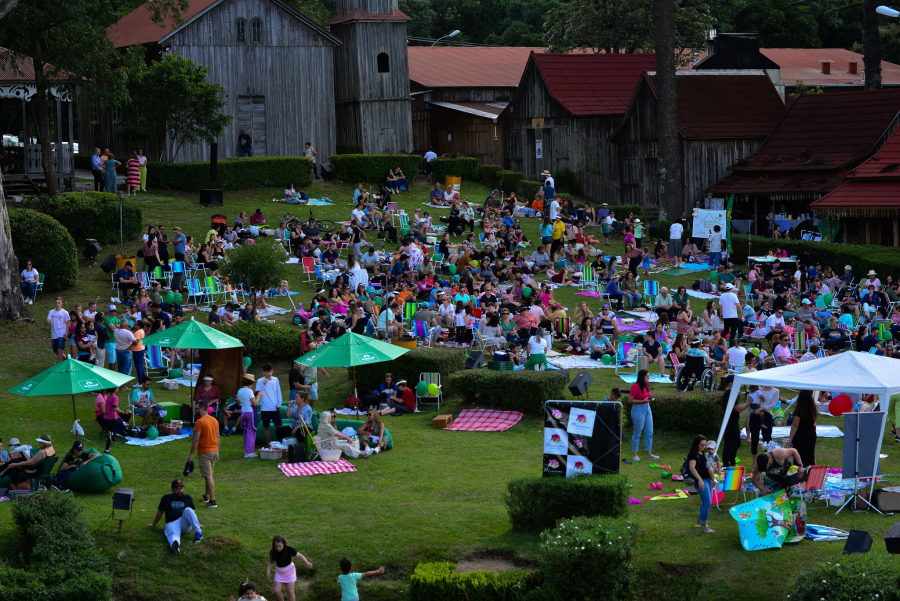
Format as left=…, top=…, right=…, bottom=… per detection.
left=336, top=143, right=363, bottom=155
left=0, top=491, right=112, bottom=601
left=328, top=154, right=421, bottom=184
left=732, top=234, right=900, bottom=278
left=149, top=156, right=313, bottom=192
left=539, top=516, right=636, bottom=601
left=409, top=562, right=529, bottom=601
left=354, top=345, right=467, bottom=390
left=790, top=554, right=900, bottom=601
left=623, top=392, right=721, bottom=434
left=517, top=179, right=542, bottom=202
left=431, top=157, right=480, bottom=182
left=480, top=164, right=503, bottom=188
left=73, top=152, right=92, bottom=171
left=22, top=191, right=143, bottom=245
left=10, top=209, right=78, bottom=291
left=448, top=370, right=569, bottom=416
left=609, top=205, right=643, bottom=218
left=506, top=475, right=629, bottom=531
left=498, top=170, right=526, bottom=194
left=220, top=320, right=304, bottom=362
left=554, top=168, right=582, bottom=196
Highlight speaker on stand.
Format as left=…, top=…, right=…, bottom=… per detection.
left=465, top=351, right=485, bottom=370
left=568, top=372, right=593, bottom=399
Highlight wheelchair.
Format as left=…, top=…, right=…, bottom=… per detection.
left=675, top=354, right=716, bottom=392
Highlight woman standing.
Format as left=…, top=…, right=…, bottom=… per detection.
left=132, top=319, right=147, bottom=383
left=142, top=232, right=161, bottom=273
left=125, top=152, right=141, bottom=196
left=238, top=375, right=261, bottom=458
left=103, top=152, right=121, bottom=194
left=628, top=370, right=658, bottom=463
left=686, top=434, right=715, bottom=533
left=267, top=535, right=312, bottom=601
left=137, top=148, right=148, bottom=192
left=789, top=389, right=818, bottom=467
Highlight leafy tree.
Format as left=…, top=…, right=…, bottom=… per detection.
left=118, top=55, right=232, bottom=161
left=733, top=0, right=821, bottom=47
left=283, top=0, right=335, bottom=26
left=788, top=78, right=824, bottom=100
left=219, top=240, right=290, bottom=301
left=399, top=0, right=438, bottom=38
left=872, top=23, right=900, bottom=66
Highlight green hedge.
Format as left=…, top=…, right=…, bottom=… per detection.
left=790, top=554, right=900, bottom=601
left=149, top=156, right=313, bottom=192
left=73, top=152, right=92, bottom=171
left=10, top=209, right=78, bottom=291
left=336, top=143, right=363, bottom=155
left=448, top=370, right=569, bottom=416
left=517, top=179, right=542, bottom=201
left=328, top=154, right=421, bottom=184
left=218, top=320, right=304, bottom=362
left=409, top=562, right=529, bottom=601
left=539, top=516, right=636, bottom=601
left=732, top=234, right=900, bottom=277
left=623, top=392, right=722, bottom=434
left=431, top=157, right=480, bottom=182
left=22, top=192, right=142, bottom=245
left=480, top=165, right=503, bottom=189
left=498, top=170, right=526, bottom=194
left=354, top=346, right=467, bottom=390
left=1, top=491, right=112, bottom=600
left=506, top=475, right=629, bottom=531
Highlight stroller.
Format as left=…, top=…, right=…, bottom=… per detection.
left=675, top=354, right=716, bottom=392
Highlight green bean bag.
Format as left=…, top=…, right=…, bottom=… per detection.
left=334, top=419, right=393, bottom=451
left=156, top=401, right=180, bottom=424
left=66, top=449, right=123, bottom=493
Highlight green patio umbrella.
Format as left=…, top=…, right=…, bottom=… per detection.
left=295, top=332, right=410, bottom=416
left=8, top=357, right=136, bottom=439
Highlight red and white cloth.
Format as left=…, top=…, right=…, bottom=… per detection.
left=446, top=409, right=523, bottom=432
left=277, top=459, right=357, bottom=477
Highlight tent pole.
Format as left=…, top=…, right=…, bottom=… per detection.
left=72, top=394, right=79, bottom=440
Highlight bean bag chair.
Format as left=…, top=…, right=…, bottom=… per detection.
left=66, top=448, right=123, bottom=493
left=334, top=419, right=393, bottom=451
left=156, top=401, right=180, bottom=424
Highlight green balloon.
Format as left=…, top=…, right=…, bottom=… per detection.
left=448, top=264, right=457, bottom=275
left=824, top=293, right=833, bottom=305
left=416, top=381, right=429, bottom=396
left=174, top=293, right=183, bottom=304
left=601, top=354, right=613, bottom=365
left=243, top=356, right=252, bottom=368
left=471, top=260, right=479, bottom=267
left=147, top=427, right=159, bottom=441
left=884, top=331, right=893, bottom=341
left=165, top=291, right=175, bottom=304
left=168, top=368, right=183, bottom=379
left=523, top=286, right=532, bottom=298
left=428, top=383, right=439, bottom=396
left=375, top=297, right=383, bottom=307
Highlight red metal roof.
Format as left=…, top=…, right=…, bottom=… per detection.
left=810, top=180, right=900, bottom=208
left=709, top=171, right=845, bottom=195
left=0, top=47, right=66, bottom=82
left=107, top=0, right=218, bottom=48
left=408, top=46, right=544, bottom=88
left=533, top=52, right=657, bottom=116
left=844, top=127, right=900, bottom=180
left=645, top=72, right=785, bottom=139
left=760, top=48, right=900, bottom=86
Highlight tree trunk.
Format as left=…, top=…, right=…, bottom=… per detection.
left=31, top=51, right=60, bottom=195
left=863, top=0, right=882, bottom=90
left=654, top=0, right=683, bottom=221
left=0, top=171, right=31, bottom=321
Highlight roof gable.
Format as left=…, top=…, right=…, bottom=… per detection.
left=408, top=46, right=544, bottom=88
left=844, top=126, right=900, bottom=180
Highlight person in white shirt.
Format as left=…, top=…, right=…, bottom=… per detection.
left=83, top=301, right=98, bottom=322
left=255, top=364, right=283, bottom=447
left=19, top=260, right=39, bottom=305
left=724, top=338, right=747, bottom=368
left=351, top=206, right=366, bottom=227
left=527, top=327, right=550, bottom=356
left=708, top=225, right=723, bottom=270
left=46, top=297, right=71, bottom=363
left=719, top=283, right=742, bottom=341
left=763, top=309, right=786, bottom=344
left=668, top=222, right=684, bottom=267
left=549, top=199, right=560, bottom=220
left=424, top=147, right=437, bottom=181
left=747, top=385, right=782, bottom=457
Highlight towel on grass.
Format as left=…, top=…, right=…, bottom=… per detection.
left=682, top=263, right=711, bottom=271
left=278, top=459, right=357, bottom=477
left=661, top=268, right=695, bottom=277
left=686, top=289, right=721, bottom=300
left=422, top=203, right=451, bottom=209
left=125, top=433, right=192, bottom=446
left=548, top=355, right=615, bottom=370
left=446, top=409, right=523, bottom=432
left=619, top=374, right=673, bottom=384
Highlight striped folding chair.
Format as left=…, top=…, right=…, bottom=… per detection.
left=301, top=257, right=317, bottom=284
left=644, top=280, right=659, bottom=312
left=579, top=266, right=598, bottom=291
left=416, top=372, right=442, bottom=410
left=615, top=342, right=638, bottom=376
left=170, top=261, right=185, bottom=283
left=136, top=271, right=151, bottom=289
left=202, top=276, right=223, bottom=303
left=795, top=464, right=829, bottom=507
left=403, top=302, right=417, bottom=323
left=145, top=345, right=169, bottom=377
left=791, top=332, right=809, bottom=357
left=555, top=317, right=571, bottom=340
left=393, top=212, right=409, bottom=228
left=150, top=266, right=165, bottom=282
left=186, top=278, right=208, bottom=306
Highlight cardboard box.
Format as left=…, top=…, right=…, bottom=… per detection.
left=433, top=414, right=453, bottom=429
left=877, top=490, right=900, bottom=512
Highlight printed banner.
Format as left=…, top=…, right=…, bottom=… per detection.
left=543, top=400, right=621, bottom=478
left=692, top=209, right=728, bottom=241
left=730, top=491, right=807, bottom=551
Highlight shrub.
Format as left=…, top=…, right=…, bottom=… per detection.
left=732, top=234, right=900, bottom=278
left=149, top=156, right=313, bottom=192
left=517, top=179, right=542, bottom=202
left=790, top=554, right=900, bottom=601
left=328, top=154, right=421, bottom=183
left=354, top=345, right=467, bottom=390
left=609, top=205, right=643, bottom=218
left=539, top=516, right=637, bottom=601
left=10, top=209, right=78, bottom=290
left=336, top=143, right=363, bottom=155
left=220, top=320, right=304, bottom=361
left=506, top=475, right=629, bottom=531
left=448, top=370, right=569, bottom=416
left=22, top=191, right=143, bottom=245
left=73, top=152, right=92, bottom=171
left=431, top=157, right=480, bottom=182
left=498, top=170, right=526, bottom=194
left=480, top=164, right=503, bottom=188
left=623, top=392, right=721, bottom=434
left=554, top=168, right=582, bottom=196
left=219, top=239, right=290, bottom=297
left=409, top=562, right=529, bottom=601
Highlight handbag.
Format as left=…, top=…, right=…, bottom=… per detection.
left=681, top=459, right=696, bottom=487
left=137, top=247, right=144, bottom=258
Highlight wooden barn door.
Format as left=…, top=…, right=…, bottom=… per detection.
left=238, top=96, right=267, bottom=157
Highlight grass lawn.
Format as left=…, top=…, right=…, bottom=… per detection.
left=1, top=177, right=897, bottom=601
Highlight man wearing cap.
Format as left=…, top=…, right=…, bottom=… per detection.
left=116, top=261, right=139, bottom=303
left=412, top=302, right=442, bottom=345
left=719, top=283, right=742, bottom=342
left=597, top=203, right=610, bottom=222
left=150, top=479, right=202, bottom=554
left=379, top=380, right=415, bottom=416
left=187, top=400, right=219, bottom=508
left=483, top=190, right=502, bottom=220
left=56, top=441, right=100, bottom=489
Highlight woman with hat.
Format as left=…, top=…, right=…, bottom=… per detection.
left=0, top=435, right=55, bottom=490
left=237, top=375, right=262, bottom=458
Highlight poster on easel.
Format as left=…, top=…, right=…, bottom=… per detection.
left=443, top=176, right=461, bottom=201
left=692, top=210, right=728, bottom=241
left=543, top=401, right=621, bottom=478
left=730, top=491, right=807, bottom=551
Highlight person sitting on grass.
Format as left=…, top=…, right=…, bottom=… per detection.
left=149, top=478, right=202, bottom=555
left=379, top=380, right=415, bottom=416
left=0, top=434, right=56, bottom=490
left=642, top=330, right=667, bottom=374
left=589, top=327, right=614, bottom=361
left=229, top=580, right=265, bottom=601
left=357, top=410, right=386, bottom=456
left=55, top=440, right=99, bottom=490
left=338, top=557, right=385, bottom=601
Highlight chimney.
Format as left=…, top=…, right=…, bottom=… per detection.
left=820, top=60, right=832, bottom=75
left=849, top=60, right=859, bottom=74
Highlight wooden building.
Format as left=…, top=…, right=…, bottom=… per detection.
left=328, top=0, right=413, bottom=154
left=610, top=71, right=785, bottom=210
left=90, top=0, right=340, bottom=163
left=706, top=88, right=900, bottom=234
left=408, top=46, right=540, bottom=166
left=500, top=52, right=655, bottom=198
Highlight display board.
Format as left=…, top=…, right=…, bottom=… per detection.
left=843, top=411, right=885, bottom=481
left=692, top=209, right=727, bottom=240
left=543, top=400, right=621, bottom=477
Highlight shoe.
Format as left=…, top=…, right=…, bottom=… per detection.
left=244, top=453, right=258, bottom=458
left=632, top=455, right=640, bottom=462
left=202, top=501, right=217, bottom=509
left=647, top=454, right=660, bottom=460
left=194, top=532, right=203, bottom=543
left=172, top=541, right=180, bottom=555
left=374, top=447, right=380, bottom=453
left=701, top=527, right=715, bottom=534
left=202, top=494, right=209, bottom=502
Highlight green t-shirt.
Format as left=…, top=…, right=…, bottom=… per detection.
left=338, top=573, right=362, bottom=601
left=104, top=315, right=120, bottom=328
left=719, top=272, right=735, bottom=284
left=634, top=224, right=644, bottom=238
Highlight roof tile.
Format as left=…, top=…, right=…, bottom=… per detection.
left=107, top=0, right=218, bottom=48
left=408, top=47, right=544, bottom=88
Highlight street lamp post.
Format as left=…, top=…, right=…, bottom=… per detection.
left=878, top=5, right=900, bottom=16
left=431, top=29, right=461, bottom=47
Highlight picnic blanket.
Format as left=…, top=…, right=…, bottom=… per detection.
left=446, top=409, right=523, bottom=432
left=621, top=310, right=658, bottom=322
left=278, top=459, right=357, bottom=477
left=548, top=355, right=615, bottom=370
left=619, top=374, right=673, bottom=385
left=619, top=319, right=653, bottom=332
left=682, top=263, right=710, bottom=271
left=686, top=289, right=720, bottom=300
left=422, top=202, right=451, bottom=209
left=740, top=425, right=843, bottom=439
left=125, top=433, right=192, bottom=446
left=266, top=290, right=301, bottom=297
left=661, top=268, right=695, bottom=277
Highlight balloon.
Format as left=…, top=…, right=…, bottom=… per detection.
left=830, top=394, right=853, bottom=417
left=523, top=286, right=532, bottom=298
left=243, top=356, right=252, bottom=369
left=824, top=293, right=833, bottom=305
left=168, top=368, right=183, bottom=379
left=471, top=260, right=479, bottom=267
left=416, top=381, right=428, bottom=396
left=375, top=297, right=383, bottom=307
left=165, top=291, right=175, bottom=304
left=174, top=293, right=183, bottom=304
left=448, top=264, right=457, bottom=275
left=428, top=383, right=439, bottom=396
left=147, top=427, right=159, bottom=441
left=601, top=354, right=613, bottom=365
left=883, top=331, right=893, bottom=341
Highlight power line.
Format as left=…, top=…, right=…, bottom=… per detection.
left=406, top=36, right=499, bottom=47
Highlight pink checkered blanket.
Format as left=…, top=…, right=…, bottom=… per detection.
left=277, top=459, right=357, bottom=477
left=446, top=409, right=523, bottom=432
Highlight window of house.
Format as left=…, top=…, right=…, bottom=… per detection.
left=236, top=19, right=246, bottom=43
left=251, top=19, right=262, bottom=43
left=377, top=52, right=389, bottom=73
left=89, top=104, right=98, bottom=125
left=111, top=108, right=122, bottom=124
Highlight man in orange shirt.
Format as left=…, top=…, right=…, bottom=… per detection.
left=187, top=401, right=220, bottom=508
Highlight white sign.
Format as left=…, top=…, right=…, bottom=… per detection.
left=535, top=139, right=543, bottom=159
left=692, top=209, right=727, bottom=240
left=566, top=454, right=593, bottom=478
left=566, top=408, right=596, bottom=437
left=543, top=428, right=568, bottom=454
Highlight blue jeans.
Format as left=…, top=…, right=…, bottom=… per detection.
left=133, top=350, right=146, bottom=382
left=20, top=282, right=36, bottom=300
left=709, top=252, right=721, bottom=270
left=696, top=478, right=712, bottom=525
left=625, top=292, right=642, bottom=307
left=116, top=350, right=132, bottom=376
left=240, top=146, right=252, bottom=157
left=631, top=403, right=653, bottom=454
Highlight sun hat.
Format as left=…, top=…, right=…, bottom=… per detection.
left=242, top=373, right=256, bottom=383
left=869, top=270, right=877, bottom=276
left=845, top=265, right=852, bottom=271
left=635, top=219, right=641, bottom=224
left=36, top=434, right=52, bottom=444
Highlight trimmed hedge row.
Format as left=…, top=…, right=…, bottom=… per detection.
left=623, top=392, right=722, bottom=434
left=149, top=156, right=314, bottom=192
left=409, top=562, right=529, bottom=601
left=498, top=170, right=526, bottom=194
left=431, top=157, right=480, bottom=182
left=732, top=234, right=900, bottom=278
left=517, top=179, right=542, bottom=201
left=22, top=192, right=142, bottom=245
left=328, top=154, right=421, bottom=184
left=355, top=346, right=467, bottom=390
left=480, top=165, right=503, bottom=189
left=73, top=152, right=92, bottom=171
left=10, top=209, right=78, bottom=291
left=506, top=474, right=629, bottom=531
left=448, top=370, right=569, bottom=416
left=790, top=554, right=900, bottom=601
left=217, top=320, right=304, bottom=361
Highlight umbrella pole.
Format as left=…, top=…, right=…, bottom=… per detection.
left=353, top=367, right=359, bottom=419
left=72, top=394, right=79, bottom=440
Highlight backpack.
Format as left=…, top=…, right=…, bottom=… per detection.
left=681, top=459, right=696, bottom=486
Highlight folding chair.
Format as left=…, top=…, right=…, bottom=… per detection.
left=186, top=278, right=208, bottom=306
left=402, top=301, right=418, bottom=324
left=150, top=265, right=165, bottom=283
left=416, top=372, right=442, bottom=410
left=795, top=464, right=829, bottom=507
left=35, top=273, right=45, bottom=297
left=314, top=265, right=338, bottom=287
left=715, top=466, right=747, bottom=509
left=615, top=342, right=638, bottom=376
left=579, top=266, right=598, bottom=292
left=791, top=332, right=809, bottom=358
left=743, top=284, right=756, bottom=307
left=136, top=271, right=151, bottom=289
left=145, top=345, right=169, bottom=378
left=555, top=317, right=571, bottom=340
left=393, top=212, right=409, bottom=229
left=668, top=352, right=681, bottom=373
left=202, top=276, right=225, bottom=304
left=301, top=257, right=317, bottom=284
left=410, top=320, right=431, bottom=345
left=644, top=281, right=659, bottom=312
left=28, top=456, right=58, bottom=491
